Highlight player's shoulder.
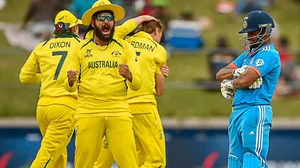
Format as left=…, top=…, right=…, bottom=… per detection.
left=235, top=51, right=247, bottom=59
left=40, top=35, right=81, bottom=47
left=156, top=43, right=167, bottom=54
left=112, top=36, right=133, bottom=50
left=257, top=44, right=279, bottom=58
left=78, top=38, right=93, bottom=50
left=37, top=40, right=48, bottom=48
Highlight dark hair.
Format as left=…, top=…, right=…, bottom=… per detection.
left=54, top=26, right=77, bottom=34
left=139, top=20, right=163, bottom=34
left=84, top=24, right=94, bottom=39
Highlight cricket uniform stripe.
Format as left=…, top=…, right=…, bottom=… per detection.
left=256, top=105, right=266, bottom=165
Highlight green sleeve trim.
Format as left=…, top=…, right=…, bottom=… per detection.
left=80, top=39, right=93, bottom=49
left=112, top=39, right=124, bottom=49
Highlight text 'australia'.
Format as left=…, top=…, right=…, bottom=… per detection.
left=88, top=61, right=118, bottom=69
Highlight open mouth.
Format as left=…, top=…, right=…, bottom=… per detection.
left=101, top=24, right=111, bottom=36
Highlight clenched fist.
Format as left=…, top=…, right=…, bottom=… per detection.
left=161, top=65, right=169, bottom=77
left=67, top=70, right=78, bottom=87
left=119, top=64, right=132, bottom=82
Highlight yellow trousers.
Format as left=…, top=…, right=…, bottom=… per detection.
left=95, top=103, right=166, bottom=168
left=74, top=116, right=138, bottom=168
left=30, top=104, right=75, bottom=168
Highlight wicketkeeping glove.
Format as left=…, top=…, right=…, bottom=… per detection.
left=220, top=79, right=235, bottom=99
left=249, top=77, right=263, bottom=89
left=232, top=65, right=249, bottom=77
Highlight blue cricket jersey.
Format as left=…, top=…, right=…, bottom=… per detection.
left=231, top=43, right=281, bottom=107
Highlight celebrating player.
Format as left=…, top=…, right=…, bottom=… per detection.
left=216, top=10, right=281, bottom=168
left=65, top=0, right=141, bottom=167
left=19, top=10, right=82, bottom=168
left=94, top=16, right=169, bottom=168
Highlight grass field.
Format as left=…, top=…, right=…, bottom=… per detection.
left=0, top=0, right=299, bottom=117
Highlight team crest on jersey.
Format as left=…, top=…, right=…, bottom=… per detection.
left=255, top=59, right=264, bottom=66
left=84, top=49, right=93, bottom=58
left=111, top=50, right=121, bottom=57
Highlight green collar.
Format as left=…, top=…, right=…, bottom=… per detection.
left=55, top=33, right=79, bottom=38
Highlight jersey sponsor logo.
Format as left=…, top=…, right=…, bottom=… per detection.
left=255, top=59, right=264, bottom=67
left=84, top=49, right=93, bottom=58
left=88, top=61, right=118, bottom=69
left=49, top=41, right=71, bottom=49
left=130, top=41, right=155, bottom=52
left=111, top=50, right=121, bottom=57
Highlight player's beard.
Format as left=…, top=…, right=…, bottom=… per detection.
left=94, top=23, right=114, bottom=43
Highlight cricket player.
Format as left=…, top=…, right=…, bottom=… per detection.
left=216, top=10, right=281, bottom=168
left=65, top=0, right=141, bottom=167
left=19, top=10, right=82, bottom=168
left=94, top=17, right=169, bottom=168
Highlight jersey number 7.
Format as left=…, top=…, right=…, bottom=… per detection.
left=52, top=51, right=67, bottom=80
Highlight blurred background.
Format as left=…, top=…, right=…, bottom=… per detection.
left=0, top=0, right=300, bottom=167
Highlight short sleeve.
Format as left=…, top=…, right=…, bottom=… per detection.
left=154, top=47, right=167, bottom=74
left=230, top=52, right=247, bottom=68
left=114, top=19, right=138, bottom=39
left=249, top=51, right=279, bottom=77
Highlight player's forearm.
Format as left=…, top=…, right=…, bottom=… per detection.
left=133, top=15, right=150, bottom=25
left=115, top=19, right=137, bottom=39
left=19, top=72, right=41, bottom=84
left=32, top=74, right=41, bottom=84
left=155, top=73, right=165, bottom=96
left=216, top=68, right=234, bottom=81
left=232, top=76, right=253, bottom=88
left=64, top=78, right=77, bottom=92
left=127, top=73, right=141, bottom=91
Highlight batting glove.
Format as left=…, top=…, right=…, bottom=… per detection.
left=249, top=77, right=263, bottom=89
left=232, top=65, right=249, bottom=77
left=221, top=79, right=235, bottom=89
left=220, top=79, right=235, bottom=99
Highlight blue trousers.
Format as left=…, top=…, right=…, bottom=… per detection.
left=228, top=105, right=272, bottom=168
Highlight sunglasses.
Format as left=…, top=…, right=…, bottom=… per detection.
left=95, top=14, right=114, bottom=21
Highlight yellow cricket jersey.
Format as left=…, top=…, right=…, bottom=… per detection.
left=115, top=19, right=167, bottom=114
left=65, top=31, right=141, bottom=117
left=19, top=34, right=80, bottom=109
